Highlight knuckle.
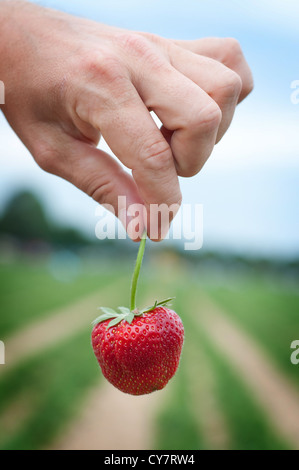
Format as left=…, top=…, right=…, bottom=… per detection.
left=193, top=102, right=222, bottom=134
left=33, top=143, right=60, bottom=174
left=82, top=165, right=122, bottom=206
left=221, top=38, right=254, bottom=99
left=220, top=69, right=243, bottom=100
left=139, top=32, right=162, bottom=46
left=89, top=180, right=115, bottom=206
left=115, top=32, right=166, bottom=71
left=115, top=32, right=151, bottom=55
left=220, top=38, right=254, bottom=98
left=82, top=49, right=124, bottom=84
left=139, top=32, right=169, bottom=55
left=222, top=37, right=243, bottom=63
left=140, top=139, right=172, bottom=172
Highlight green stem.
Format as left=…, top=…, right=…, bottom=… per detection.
left=130, top=232, right=147, bottom=311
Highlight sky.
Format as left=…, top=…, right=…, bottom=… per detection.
left=0, top=0, right=298, bottom=258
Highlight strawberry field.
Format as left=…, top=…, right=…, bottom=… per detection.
left=0, top=254, right=298, bottom=450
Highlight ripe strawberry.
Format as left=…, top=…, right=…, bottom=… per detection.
left=91, top=234, right=184, bottom=395
left=92, top=303, right=184, bottom=395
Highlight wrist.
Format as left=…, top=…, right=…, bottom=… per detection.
left=0, top=2, right=26, bottom=71
left=0, top=1, right=41, bottom=94
left=0, top=1, right=31, bottom=31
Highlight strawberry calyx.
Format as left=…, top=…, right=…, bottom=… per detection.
left=92, top=297, right=174, bottom=329
left=141, top=297, right=175, bottom=313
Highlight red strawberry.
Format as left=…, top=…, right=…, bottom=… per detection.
left=92, top=303, right=184, bottom=395
left=91, top=234, right=184, bottom=395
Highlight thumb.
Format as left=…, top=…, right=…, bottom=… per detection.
left=36, top=137, right=146, bottom=241
left=73, top=143, right=146, bottom=241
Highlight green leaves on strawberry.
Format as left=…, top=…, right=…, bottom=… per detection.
left=142, top=297, right=175, bottom=313
left=92, top=307, right=136, bottom=329
left=93, top=297, right=175, bottom=329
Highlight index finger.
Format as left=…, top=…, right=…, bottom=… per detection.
left=81, top=81, right=182, bottom=241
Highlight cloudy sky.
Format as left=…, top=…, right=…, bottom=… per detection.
left=0, top=0, right=298, bottom=257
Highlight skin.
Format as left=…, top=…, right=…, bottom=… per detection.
left=0, top=0, right=253, bottom=240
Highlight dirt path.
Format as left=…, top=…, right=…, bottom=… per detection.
left=197, top=295, right=299, bottom=450
left=4, top=274, right=299, bottom=450
left=3, top=279, right=125, bottom=370
left=0, top=390, right=35, bottom=447
left=186, top=342, right=230, bottom=449
left=50, top=381, right=169, bottom=450
left=2, top=280, right=171, bottom=451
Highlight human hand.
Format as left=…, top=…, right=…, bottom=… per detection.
left=0, top=1, right=253, bottom=240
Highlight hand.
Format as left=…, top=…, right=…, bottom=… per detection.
left=0, top=1, right=253, bottom=240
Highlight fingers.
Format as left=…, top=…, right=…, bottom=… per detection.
left=131, top=59, right=222, bottom=177
left=167, top=43, right=242, bottom=142
left=76, top=79, right=182, bottom=240
left=31, top=131, right=146, bottom=241
left=55, top=33, right=253, bottom=241
left=106, top=33, right=245, bottom=177
left=172, top=37, right=254, bottom=102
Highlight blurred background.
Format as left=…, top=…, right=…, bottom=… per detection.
left=0, top=0, right=298, bottom=450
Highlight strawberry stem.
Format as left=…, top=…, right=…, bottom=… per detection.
left=130, top=232, right=147, bottom=311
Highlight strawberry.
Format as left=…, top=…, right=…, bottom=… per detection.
left=91, top=234, right=184, bottom=395
left=92, top=303, right=184, bottom=395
